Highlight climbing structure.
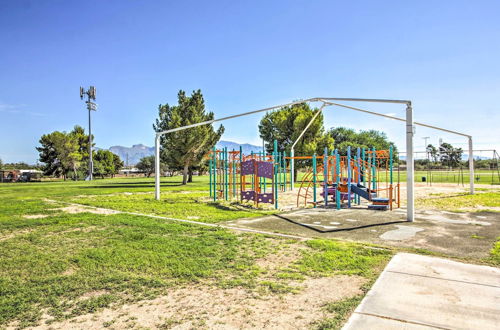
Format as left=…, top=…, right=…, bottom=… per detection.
left=209, top=141, right=287, bottom=209
left=297, top=146, right=400, bottom=210
left=209, top=141, right=400, bottom=211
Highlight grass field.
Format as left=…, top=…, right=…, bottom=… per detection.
left=1, top=176, right=499, bottom=328
left=0, top=177, right=395, bottom=329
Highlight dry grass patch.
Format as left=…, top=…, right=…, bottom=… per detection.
left=32, top=276, right=365, bottom=330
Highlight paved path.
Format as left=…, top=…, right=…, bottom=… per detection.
left=343, top=253, right=500, bottom=330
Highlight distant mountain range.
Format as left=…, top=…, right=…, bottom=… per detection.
left=216, top=141, right=263, bottom=154
left=105, top=141, right=262, bottom=165
left=108, top=144, right=154, bottom=166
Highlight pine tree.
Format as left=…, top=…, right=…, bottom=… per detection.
left=153, top=90, right=224, bottom=184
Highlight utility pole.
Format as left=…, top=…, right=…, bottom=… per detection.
left=80, top=86, right=97, bottom=181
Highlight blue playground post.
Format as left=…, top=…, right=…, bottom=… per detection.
left=347, top=146, right=352, bottom=208
left=357, top=147, right=361, bottom=204
left=324, top=147, right=328, bottom=206
left=362, top=148, right=366, bottom=187
left=224, top=147, right=229, bottom=200
left=213, top=146, right=217, bottom=202
left=263, top=147, right=266, bottom=191
left=372, top=147, right=376, bottom=191
left=335, top=149, right=340, bottom=209
left=331, top=149, right=335, bottom=183
left=313, top=153, right=317, bottom=208
left=209, top=158, right=212, bottom=198
left=283, top=151, right=287, bottom=192
left=274, top=140, right=278, bottom=209
left=232, top=149, right=236, bottom=197
left=277, top=151, right=281, bottom=191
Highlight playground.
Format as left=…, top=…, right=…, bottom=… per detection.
left=1, top=97, right=499, bottom=330
left=208, top=142, right=400, bottom=212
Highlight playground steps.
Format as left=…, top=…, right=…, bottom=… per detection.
left=350, top=183, right=376, bottom=200
left=368, top=197, right=390, bottom=210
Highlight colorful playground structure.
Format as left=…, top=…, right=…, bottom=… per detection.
left=209, top=141, right=400, bottom=211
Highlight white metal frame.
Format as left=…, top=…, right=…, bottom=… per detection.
left=154, top=97, right=474, bottom=223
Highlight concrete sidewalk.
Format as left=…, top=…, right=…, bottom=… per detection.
left=343, top=253, right=500, bottom=330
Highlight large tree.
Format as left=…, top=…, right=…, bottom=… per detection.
left=439, top=142, right=463, bottom=168
left=37, top=130, right=81, bottom=180
left=259, top=103, right=334, bottom=154
left=136, top=155, right=168, bottom=177
left=427, top=144, right=439, bottom=162
left=328, top=127, right=397, bottom=156
left=153, top=90, right=224, bottom=184
left=93, top=150, right=123, bottom=178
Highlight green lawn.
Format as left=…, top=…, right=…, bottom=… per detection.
left=0, top=176, right=393, bottom=329
left=416, top=191, right=500, bottom=212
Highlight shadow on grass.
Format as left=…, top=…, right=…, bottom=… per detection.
left=421, top=193, right=469, bottom=200
left=80, top=184, right=184, bottom=189
left=273, top=214, right=407, bottom=233
left=207, top=201, right=269, bottom=213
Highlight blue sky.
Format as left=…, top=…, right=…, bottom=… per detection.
left=1, top=0, right=499, bottom=163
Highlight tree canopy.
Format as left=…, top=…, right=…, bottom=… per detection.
left=258, top=102, right=334, bottom=156
left=327, top=127, right=397, bottom=157
left=93, top=150, right=124, bottom=178
left=439, top=142, right=463, bottom=168
left=136, top=155, right=168, bottom=177
left=153, top=90, right=224, bottom=184
left=37, top=129, right=81, bottom=179
left=37, top=126, right=122, bottom=179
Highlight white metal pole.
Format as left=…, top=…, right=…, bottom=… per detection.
left=155, top=134, right=161, bottom=200
left=468, top=137, right=474, bottom=194
left=406, top=104, right=415, bottom=222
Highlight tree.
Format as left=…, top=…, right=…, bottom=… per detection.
left=93, top=150, right=123, bottom=178
left=112, top=153, right=124, bottom=177
left=0, top=158, right=3, bottom=170
left=327, top=127, right=397, bottom=156
left=426, top=144, right=439, bottom=163
left=37, top=126, right=94, bottom=180
left=70, top=125, right=93, bottom=177
left=439, top=142, right=463, bottom=168
left=136, top=155, right=168, bottom=177
left=153, top=90, right=224, bottom=184
left=258, top=103, right=334, bottom=179
left=37, top=130, right=81, bottom=180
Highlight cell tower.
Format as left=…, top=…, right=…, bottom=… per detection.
left=80, top=86, right=97, bottom=181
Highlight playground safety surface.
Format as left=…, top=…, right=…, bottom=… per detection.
left=343, top=253, right=500, bottom=329
left=225, top=207, right=500, bottom=259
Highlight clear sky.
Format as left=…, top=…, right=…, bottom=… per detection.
left=1, top=0, right=499, bottom=163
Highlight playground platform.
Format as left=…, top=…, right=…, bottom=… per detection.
left=343, top=253, right=500, bottom=330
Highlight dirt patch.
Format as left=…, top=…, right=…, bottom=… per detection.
left=0, top=229, right=33, bottom=242
left=54, top=205, right=120, bottom=215
left=33, top=276, right=365, bottom=329
left=23, top=214, right=50, bottom=219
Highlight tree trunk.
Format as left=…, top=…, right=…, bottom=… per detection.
left=188, top=168, right=193, bottom=183
left=182, top=164, right=189, bottom=185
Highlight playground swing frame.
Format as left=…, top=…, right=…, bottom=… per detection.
left=154, top=96, right=474, bottom=223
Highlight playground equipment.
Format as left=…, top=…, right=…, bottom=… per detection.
left=155, top=96, right=476, bottom=222
left=209, top=141, right=288, bottom=209
left=209, top=141, right=400, bottom=211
